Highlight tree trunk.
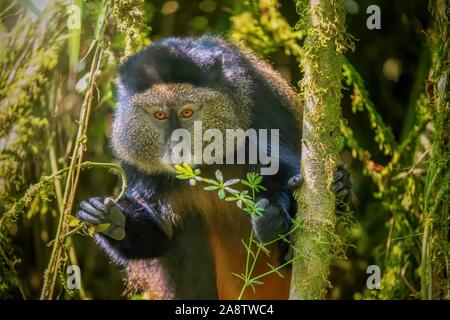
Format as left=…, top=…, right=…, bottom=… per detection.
left=289, top=0, right=346, bottom=299
left=420, top=0, right=449, bottom=300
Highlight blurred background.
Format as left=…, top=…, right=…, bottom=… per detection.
left=0, top=0, right=441, bottom=299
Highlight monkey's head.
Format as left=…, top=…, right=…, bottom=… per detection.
left=111, top=37, right=252, bottom=174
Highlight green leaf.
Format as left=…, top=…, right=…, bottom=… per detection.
left=88, top=225, right=96, bottom=236
left=204, top=185, right=220, bottom=191
left=245, top=199, right=255, bottom=207
left=240, top=179, right=252, bottom=188
left=250, top=279, right=264, bottom=285
left=256, top=184, right=267, bottom=192
left=259, top=243, right=270, bottom=255
left=67, top=216, right=80, bottom=227
left=224, top=187, right=239, bottom=194
left=202, top=178, right=216, bottom=185
left=218, top=189, right=226, bottom=199
left=183, top=163, right=194, bottom=175
left=224, top=178, right=240, bottom=186
left=254, top=206, right=265, bottom=217
left=95, top=223, right=111, bottom=233
left=231, top=272, right=247, bottom=282
left=215, top=170, right=224, bottom=183
left=94, top=0, right=108, bottom=40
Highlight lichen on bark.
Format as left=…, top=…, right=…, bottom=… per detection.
left=420, top=0, right=449, bottom=300
left=289, top=0, right=349, bottom=299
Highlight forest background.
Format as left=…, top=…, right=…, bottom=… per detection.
left=0, top=0, right=448, bottom=300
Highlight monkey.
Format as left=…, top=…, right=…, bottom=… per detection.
left=77, top=36, right=351, bottom=299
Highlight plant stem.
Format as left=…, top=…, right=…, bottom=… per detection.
left=40, top=21, right=108, bottom=297
left=0, top=245, right=27, bottom=299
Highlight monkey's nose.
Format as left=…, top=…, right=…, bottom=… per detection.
left=161, top=138, right=192, bottom=166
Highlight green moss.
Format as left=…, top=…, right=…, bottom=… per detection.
left=112, top=0, right=153, bottom=56
left=289, top=0, right=350, bottom=300
left=229, top=0, right=304, bottom=59
left=420, top=0, right=449, bottom=299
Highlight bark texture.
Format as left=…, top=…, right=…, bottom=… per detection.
left=289, top=0, right=346, bottom=299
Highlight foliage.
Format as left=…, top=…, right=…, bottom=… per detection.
left=0, top=1, right=67, bottom=298
left=0, top=0, right=147, bottom=299
left=0, top=0, right=447, bottom=300
left=112, top=0, right=153, bottom=56
left=229, top=0, right=304, bottom=58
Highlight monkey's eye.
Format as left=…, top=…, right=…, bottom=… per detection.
left=153, top=111, right=168, bottom=120
left=180, top=108, right=194, bottom=119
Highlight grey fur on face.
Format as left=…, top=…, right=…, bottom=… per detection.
left=111, top=83, right=251, bottom=174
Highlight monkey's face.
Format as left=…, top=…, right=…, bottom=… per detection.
left=112, top=83, right=250, bottom=174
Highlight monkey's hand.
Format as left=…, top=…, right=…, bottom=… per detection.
left=331, top=167, right=352, bottom=204
left=253, top=167, right=351, bottom=243
left=77, top=197, right=126, bottom=241
left=251, top=174, right=305, bottom=243
left=288, top=166, right=352, bottom=205
left=251, top=198, right=292, bottom=243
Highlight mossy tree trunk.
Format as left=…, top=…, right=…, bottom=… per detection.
left=420, top=0, right=449, bottom=300
left=289, top=0, right=347, bottom=299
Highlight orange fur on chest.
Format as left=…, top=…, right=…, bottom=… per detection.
left=170, top=184, right=291, bottom=299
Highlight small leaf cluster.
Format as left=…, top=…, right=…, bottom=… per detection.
left=175, top=164, right=266, bottom=219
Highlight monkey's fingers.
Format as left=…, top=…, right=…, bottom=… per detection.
left=331, top=181, right=346, bottom=192
left=103, top=198, right=126, bottom=227
left=80, top=200, right=105, bottom=220
left=77, top=209, right=102, bottom=225
left=104, top=197, right=117, bottom=208
left=332, top=167, right=352, bottom=205
left=89, top=197, right=108, bottom=213
left=332, top=167, right=351, bottom=194
left=252, top=205, right=289, bottom=243
left=288, top=173, right=303, bottom=191
left=333, top=169, right=345, bottom=182
left=336, top=188, right=349, bottom=198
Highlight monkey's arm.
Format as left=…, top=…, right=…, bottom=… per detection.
left=252, top=167, right=351, bottom=243
left=77, top=195, right=173, bottom=265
